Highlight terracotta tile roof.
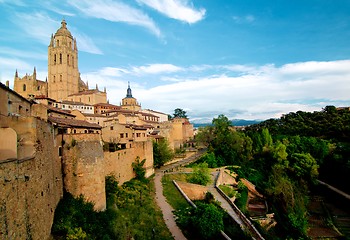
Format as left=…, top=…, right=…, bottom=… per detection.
left=140, top=112, right=159, bottom=118
left=94, top=102, right=120, bottom=108
left=125, top=124, right=148, bottom=130
left=68, top=89, right=105, bottom=96
left=142, top=109, right=168, bottom=115
left=60, top=100, right=93, bottom=106
left=35, top=95, right=56, bottom=101
left=48, top=116, right=101, bottom=129
left=47, top=105, right=75, bottom=117
left=82, top=113, right=106, bottom=117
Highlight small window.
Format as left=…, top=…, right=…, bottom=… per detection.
left=54, top=54, right=56, bottom=64
left=110, top=126, right=113, bottom=130
left=120, top=133, right=124, bottom=138
left=37, top=86, right=40, bottom=90
left=58, top=146, right=62, bottom=157
left=57, top=40, right=59, bottom=46
left=23, top=84, right=26, bottom=91
left=60, top=75, right=62, bottom=82
left=53, top=75, right=56, bottom=83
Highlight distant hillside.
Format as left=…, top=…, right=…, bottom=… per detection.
left=193, top=119, right=261, bottom=128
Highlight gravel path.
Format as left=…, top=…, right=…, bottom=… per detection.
left=154, top=170, right=187, bottom=240
left=153, top=150, right=206, bottom=240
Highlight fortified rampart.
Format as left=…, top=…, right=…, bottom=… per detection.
left=0, top=116, right=63, bottom=240
left=61, top=133, right=106, bottom=211
left=1, top=114, right=155, bottom=238
left=104, top=139, right=154, bottom=185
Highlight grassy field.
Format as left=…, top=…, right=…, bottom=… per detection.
left=161, top=173, right=190, bottom=210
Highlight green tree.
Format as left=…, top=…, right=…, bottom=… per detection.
left=132, top=156, right=146, bottom=181
left=188, top=162, right=211, bottom=185
left=173, top=108, right=187, bottom=118
left=290, top=153, right=319, bottom=181
left=192, top=203, right=224, bottom=239
left=153, top=139, right=174, bottom=168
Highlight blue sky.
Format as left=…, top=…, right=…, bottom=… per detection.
left=1, top=0, right=350, bottom=122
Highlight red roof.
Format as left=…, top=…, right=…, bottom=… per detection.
left=48, top=116, right=101, bottom=129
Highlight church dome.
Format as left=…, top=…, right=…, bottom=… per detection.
left=55, top=19, right=73, bottom=38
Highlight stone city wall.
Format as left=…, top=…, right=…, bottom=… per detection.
left=104, top=139, right=154, bottom=185
left=61, top=134, right=106, bottom=211
left=0, top=117, right=63, bottom=240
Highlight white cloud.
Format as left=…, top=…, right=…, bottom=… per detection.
left=138, top=0, right=205, bottom=24
left=132, top=63, right=183, bottom=74
left=78, top=59, right=350, bottom=121
left=99, top=67, right=130, bottom=77
left=69, top=0, right=161, bottom=37
left=11, top=12, right=58, bottom=45
left=0, top=0, right=26, bottom=6
left=0, top=57, right=32, bottom=71
left=74, top=32, right=103, bottom=55
left=11, top=12, right=102, bottom=55
left=0, top=47, right=47, bottom=60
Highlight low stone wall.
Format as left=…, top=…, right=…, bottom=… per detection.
left=215, top=169, right=265, bottom=240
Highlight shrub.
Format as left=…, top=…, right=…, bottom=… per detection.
left=188, top=162, right=211, bottom=186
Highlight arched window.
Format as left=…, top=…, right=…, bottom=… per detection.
left=23, top=84, right=26, bottom=91
left=57, top=40, right=59, bottom=47
left=72, top=56, right=74, bottom=68
left=53, top=75, right=56, bottom=83
left=67, top=54, right=70, bottom=65
left=60, top=75, right=62, bottom=82
left=37, top=86, right=40, bottom=90
left=59, top=53, right=62, bottom=64
left=54, top=54, right=56, bottom=64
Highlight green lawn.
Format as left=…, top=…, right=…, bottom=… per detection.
left=161, top=173, right=191, bottom=210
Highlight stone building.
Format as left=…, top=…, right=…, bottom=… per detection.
left=13, top=67, right=48, bottom=99
left=121, top=82, right=141, bottom=111
left=13, top=19, right=106, bottom=105
left=48, top=20, right=107, bottom=104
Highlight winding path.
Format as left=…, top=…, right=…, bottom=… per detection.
left=154, top=171, right=186, bottom=240
left=154, top=150, right=206, bottom=240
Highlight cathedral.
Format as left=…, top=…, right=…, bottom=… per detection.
left=14, top=19, right=107, bottom=105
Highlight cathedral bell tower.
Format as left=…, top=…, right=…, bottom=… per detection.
left=48, top=19, right=79, bottom=101
left=121, top=82, right=141, bottom=111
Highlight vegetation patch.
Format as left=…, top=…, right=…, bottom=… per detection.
left=52, top=175, right=172, bottom=240
left=219, top=184, right=240, bottom=199
left=162, top=173, right=190, bottom=210
left=187, top=162, right=211, bottom=186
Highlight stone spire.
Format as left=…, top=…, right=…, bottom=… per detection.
left=15, top=69, right=18, bottom=78
left=96, top=83, right=98, bottom=90
left=33, top=67, right=36, bottom=79
left=126, top=82, right=132, bottom=98
left=49, top=34, right=54, bottom=46
left=86, top=80, right=89, bottom=89
left=104, top=86, right=106, bottom=93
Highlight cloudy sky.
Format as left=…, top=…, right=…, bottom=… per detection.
left=1, top=0, right=350, bottom=122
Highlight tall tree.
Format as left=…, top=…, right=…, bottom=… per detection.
left=173, top=108, right=187, bottom=118
left=153, top=139, right=174, bottom=168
